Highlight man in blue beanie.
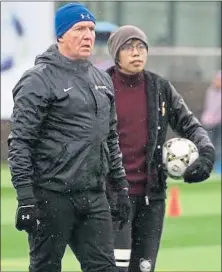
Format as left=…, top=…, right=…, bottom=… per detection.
left=55, top=2, right=96, bottom=59
left=8, top=3, right=130, bottom=272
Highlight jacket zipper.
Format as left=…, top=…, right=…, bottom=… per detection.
left=88, top=83, right=98, bottom=116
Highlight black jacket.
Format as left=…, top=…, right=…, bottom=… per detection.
left=8, top=45, right=128, bottom=201
left=107, top=66, right=214, bottom=199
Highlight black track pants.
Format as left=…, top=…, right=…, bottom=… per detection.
left=28, top=188, right=117, bottom=272
left=113, top=197, right=165, bottom=272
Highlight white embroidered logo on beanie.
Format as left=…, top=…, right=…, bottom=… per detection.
left=80, top=13, right=90, bottom=19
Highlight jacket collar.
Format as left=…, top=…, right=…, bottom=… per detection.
left=106, top=65, right=152, bottom=81
left=106, top=66, right=116, bottom=77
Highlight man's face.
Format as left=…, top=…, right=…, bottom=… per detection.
left=60, top=21, right=96, bottom=59
left=118, top=39, right=148, bottom=74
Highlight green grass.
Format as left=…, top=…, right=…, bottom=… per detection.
left=1, top=164, right=221, bottom=271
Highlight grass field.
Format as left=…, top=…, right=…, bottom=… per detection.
left=1, top=164, right=221, bottom=271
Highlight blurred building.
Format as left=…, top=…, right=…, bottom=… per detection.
left=57, top=1, right=221, bottom=47
left=56, top=2, right=221, bottom=82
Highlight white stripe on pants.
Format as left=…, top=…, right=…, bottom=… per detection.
left=114, top=249, right=131, bottom=267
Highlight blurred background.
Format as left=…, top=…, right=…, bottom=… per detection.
left=1, top=1, right=221, bottom=271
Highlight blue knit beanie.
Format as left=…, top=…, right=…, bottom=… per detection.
left=55, top=3, right=96, bottom=38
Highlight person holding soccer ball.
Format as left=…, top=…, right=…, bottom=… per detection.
left=106, top=25, right=215, bottom=272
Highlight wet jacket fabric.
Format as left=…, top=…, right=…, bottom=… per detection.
left=8, top=45, right=127, bottom=200
left=107, top=66, right=214, bottom=199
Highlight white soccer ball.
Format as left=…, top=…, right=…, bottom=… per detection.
left=162, top=137, right=199, bottom=179
left=139, top=258, right=151, bottom=272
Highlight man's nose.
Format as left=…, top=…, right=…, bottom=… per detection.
left=132, top=47, right=139, bottom=56
left=83, top=28, right=92, bottom=38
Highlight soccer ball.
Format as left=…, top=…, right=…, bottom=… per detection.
left=162, top=137, right=199, bottom=179
left=139, top=258, right=151, bottom=272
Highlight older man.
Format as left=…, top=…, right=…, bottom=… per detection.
left=8, top=3, right=130, bottom=272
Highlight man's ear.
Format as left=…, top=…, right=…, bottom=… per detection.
left=116, top=61, right=121, bottom=68
left=57, top=36, right=63, bottom=43
left=115, top=53, right=121, bottom=68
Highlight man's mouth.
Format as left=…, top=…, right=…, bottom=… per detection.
left=81, top=45, right=91, bottom=49
left=131, top=60, right=142, bottom=64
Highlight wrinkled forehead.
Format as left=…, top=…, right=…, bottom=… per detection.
left=72, top=21, right=95, bottom=29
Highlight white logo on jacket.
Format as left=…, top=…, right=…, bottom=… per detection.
left=63, top=86, right=73, bottom=92
left=95, top=85, right=107, bottom=91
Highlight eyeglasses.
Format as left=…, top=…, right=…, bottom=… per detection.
left=120, top=43, right=147, bottom=54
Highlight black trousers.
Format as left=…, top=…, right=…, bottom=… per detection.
left=113, top=197, right=165, bottom=272
left=28, top=188, right=117, bottom=272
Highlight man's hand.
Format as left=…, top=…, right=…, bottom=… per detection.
left=115, top=188, right=131, bottom=229
left=16, top=199, right=40, bottom=233
left=184, top=146, right=215, bottom=183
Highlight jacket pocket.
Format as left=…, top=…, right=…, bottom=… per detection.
left=44, top=144, right=67, bottom=176
left=55, top=140, right=91, bottom=185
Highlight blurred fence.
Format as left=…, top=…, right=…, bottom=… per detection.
left=147, top=47, right=221, bottom=82
left=1, top=47, right=221, bottom=161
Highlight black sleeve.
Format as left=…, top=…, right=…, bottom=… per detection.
left=8, top=72, right=52, bottom=200
left=107, top=92, right=128, bottom=191
left=166, top=81, right=215, bottom=153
